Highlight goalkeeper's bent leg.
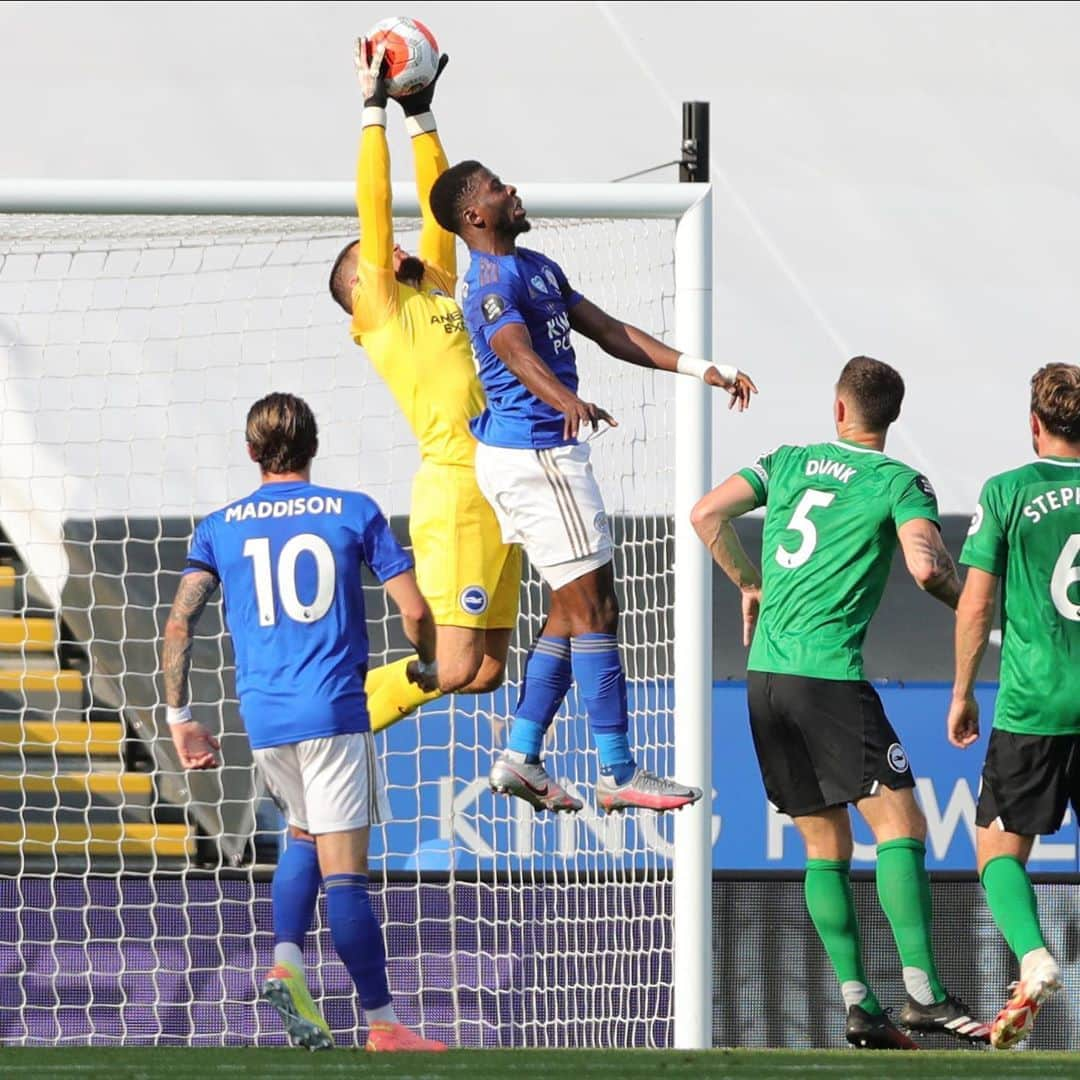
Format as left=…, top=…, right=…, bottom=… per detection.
left=366, top=657, right=442, bottom=733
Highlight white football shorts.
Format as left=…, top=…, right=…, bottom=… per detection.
left=474, top=441, right=613, bottom=591
left=252, top=730, right=390, bottom=835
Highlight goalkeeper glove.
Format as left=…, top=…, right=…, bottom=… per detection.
left=355, top=36, right=389, bottom=111
left=392, top=54, right=449, bottom=117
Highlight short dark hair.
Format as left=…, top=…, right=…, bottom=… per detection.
left=836, top=355, right=905, bottom=432
left=429, top=160, right=485, bottom=235
left=1031, top=363, right=1080, bottom=442
left=328, top=239, right=359, bottom=314
left=246, top=392, right=319, bottom=474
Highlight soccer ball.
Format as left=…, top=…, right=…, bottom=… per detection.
left=365, top=16, right=441, bottom=97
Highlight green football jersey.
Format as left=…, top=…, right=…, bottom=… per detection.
left=959, top=457, right=1080, bottom=736
left=738, top=439, right=939, bottom=680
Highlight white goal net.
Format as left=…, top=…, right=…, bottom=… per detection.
left=0, top=188, right=710, bottom=1048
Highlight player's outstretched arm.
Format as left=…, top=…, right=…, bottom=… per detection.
left=161, top=569, right=222, bottom=769
left=568, top=298, right=758, bottom=412
left=392, top=56, right=454, bottom=277
left=489, top=323, right=616, bottom=440
left=691, top=475, right=763, bottom=646
left=383, top=570, right=438, bottom=691
left=352, top=38, right=397, bottom=325
left=948, top=567, right=998, bottom=749
left=897, top=517, right=962, bottom=609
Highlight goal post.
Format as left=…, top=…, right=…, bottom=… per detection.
left=0, top=178, right=713, bottom=1048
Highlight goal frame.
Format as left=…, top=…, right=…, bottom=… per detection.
left=0, top=178, right=714, bottom=1050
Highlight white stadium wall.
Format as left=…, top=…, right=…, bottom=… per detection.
left=2, top=1, right=1078, bottom=517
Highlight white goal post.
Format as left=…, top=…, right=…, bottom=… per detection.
left=0, top=179, right=713, bottom=1049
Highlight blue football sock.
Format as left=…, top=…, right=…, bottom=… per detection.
left=571, top=633, right=636, bottom=784
left=324, top=873, right=392, bottom=1012
left=508, top=636, right=571, bottom=761
left=271, top=834, right=320, bottom=949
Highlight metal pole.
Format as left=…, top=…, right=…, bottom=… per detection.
left=680, top=102, right=711, bottom=184
left=672, top=101, right=713, bottom=1051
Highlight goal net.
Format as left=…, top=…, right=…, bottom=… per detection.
left=0, top=187, right=710, bottom=1048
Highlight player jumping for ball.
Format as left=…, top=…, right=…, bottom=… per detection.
left=948, top=363, right=1080, bottom=1049
left=328, top=41, right=521, bottom=731
left=428, top=160, right=756, bottom=813
left=162, top=393, right=446, bottom=1053
left=692, top=357, right=990, bottom=1049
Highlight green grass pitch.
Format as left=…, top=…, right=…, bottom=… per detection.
left=2, top=1048, right=1079, bottom=1080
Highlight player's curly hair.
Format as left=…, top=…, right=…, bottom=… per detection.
left=246, top=392, right=319, bottom=474
left=836, top=356, right=905, bottom=432
left=1031, top=363, right=1080, bottom=442
left=328, top=239, right=359, bottom=314
left=429, top=160, right=484, bottom=235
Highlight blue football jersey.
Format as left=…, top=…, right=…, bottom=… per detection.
left=461, top=247, right=584, bottom=449
left=184, top=480, right=413, bottom=749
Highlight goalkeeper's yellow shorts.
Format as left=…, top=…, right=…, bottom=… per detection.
left=409, top=461, right=521, bottom=629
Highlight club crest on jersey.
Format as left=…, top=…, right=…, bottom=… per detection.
left=481, top=294, right=505, bottom=323
left=968, top=503, right=984, bottom=535
left=459, top=585, right=489, bottom=615
left=530, top=274, right=549, bottom=295
left=887, top=743, right=910, bottom=774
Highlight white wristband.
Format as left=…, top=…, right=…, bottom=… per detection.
left=676, top=355, right=738, bottom=384
left=362, top=106, right=387, bottom=128
left=404, top=112, right=437, bottom=136
left=166, top=705, right=192, bottom=727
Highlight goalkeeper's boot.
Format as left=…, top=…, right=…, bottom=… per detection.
left=898, top=993, right=991, bottom=1044
left=365, top=1020, right=448, bottom=1052
left=596, top=767, right=702, bottom=814
left=990, top=952, right=1062, bottom=1049
left=260, top=961, right=334, bottom=1051
left=845, top=1005, right=921, bottom=1050
left=489, top=752, right=583, bottom=813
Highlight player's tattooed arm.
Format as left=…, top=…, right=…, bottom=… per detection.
left=489, top=323, right=616, bottom=440
left=691, top=475, right=763, bottom=646
left=897, top=518, right=962, bottom=609
left=948, top=567, right=998, bottom=748
left=161, top=570, right=219, bottom=708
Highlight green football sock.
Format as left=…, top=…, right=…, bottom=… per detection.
left=805, top=858, right=882, bottom=1015
left=981, top=855, right=1048, bottom=963
left=875, top=837, right=946, bottom=1005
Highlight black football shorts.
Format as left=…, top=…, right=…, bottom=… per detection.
left=746, top=671, right=915, bottom=817
left=976, top=728, right=1080, bottom=836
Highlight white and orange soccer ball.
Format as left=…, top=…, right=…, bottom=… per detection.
left=364, top=16, right=441, bottom=97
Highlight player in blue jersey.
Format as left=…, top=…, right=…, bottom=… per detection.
left=160, top=393, right=446, bottom=1054
left=429, top=162, right=758, bottom=813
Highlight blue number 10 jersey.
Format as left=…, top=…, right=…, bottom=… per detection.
left=184, top=480, right=413, bottom=749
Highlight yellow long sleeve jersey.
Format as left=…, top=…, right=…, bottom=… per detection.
left=350, top=124, right=484, bottom=467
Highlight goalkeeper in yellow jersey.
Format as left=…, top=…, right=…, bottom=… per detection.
left=328, top=41, right=521, bottom=733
